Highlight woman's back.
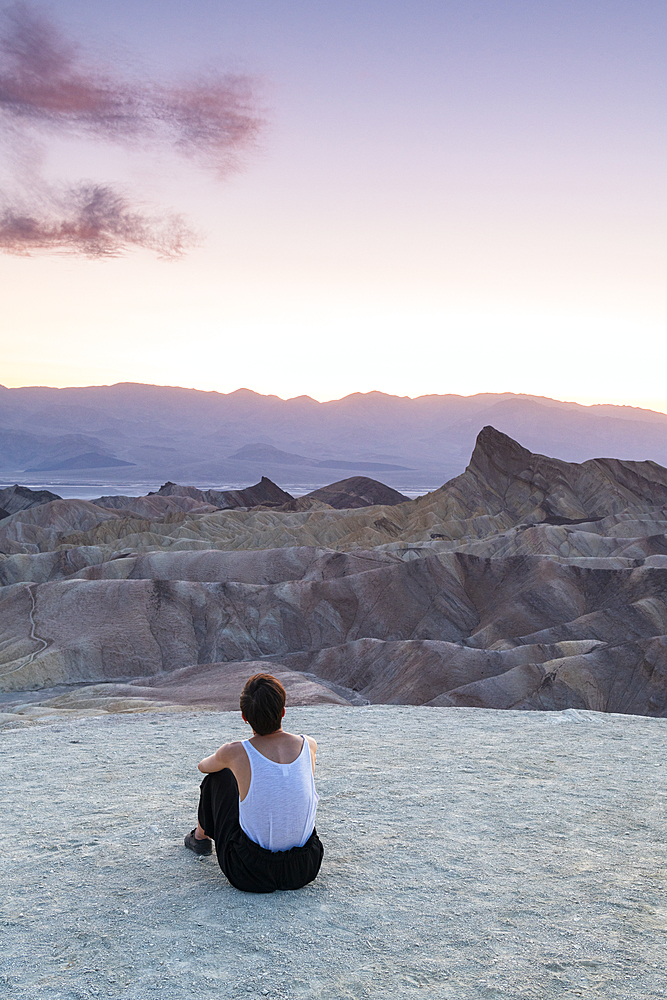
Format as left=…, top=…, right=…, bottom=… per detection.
left=246, top=729, right=305, bottom=764
left=239, top=736, right=319, bottom=852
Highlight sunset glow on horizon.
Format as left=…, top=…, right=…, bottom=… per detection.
left=2, top=1, right=666, bottom=412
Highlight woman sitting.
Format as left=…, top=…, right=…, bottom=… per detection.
left=184, top=673, right=324, bottom=893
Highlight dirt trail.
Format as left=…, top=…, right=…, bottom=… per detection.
left=1, top=705, right=666, bottom=999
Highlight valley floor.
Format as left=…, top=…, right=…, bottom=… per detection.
left=1, top=705, right=665, bottom=999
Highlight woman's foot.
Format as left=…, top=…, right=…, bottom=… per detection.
left=184, top=828, right=212, bottom=855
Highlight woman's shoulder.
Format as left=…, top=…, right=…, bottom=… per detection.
left=218, top=739, right=250, bottom=762
left=303, top=734, right=317, bottom=768
left=280, top=730, right=316, bottom=750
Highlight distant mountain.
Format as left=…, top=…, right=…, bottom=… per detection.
left=229, top=442, right=410, bottom=472
left=2, top=382, right=667, bottom=491
left=0, top=427, right=111, bottom=472
left=305, top=477, right=410, bottom=509
left=316, top=459, right=410, bottom=472
left=228, top=444, right=318, bottom=467
left=154, top=476, right=294, bottom=509
left=26, top=452, right=135, bottom=471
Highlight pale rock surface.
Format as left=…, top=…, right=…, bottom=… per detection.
left=91, top=494, right=219, bottom=517
left=1, top=706, right=666, bottom=999
left=0, top=499, right=124, bottom=552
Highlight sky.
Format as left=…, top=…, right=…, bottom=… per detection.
left=1, top=0, right=666, bottom=409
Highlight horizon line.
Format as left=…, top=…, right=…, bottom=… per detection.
left=2, top=380, right=667, bottom=417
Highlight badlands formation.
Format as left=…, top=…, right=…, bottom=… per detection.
left=2, top=425, right=667, bottom=721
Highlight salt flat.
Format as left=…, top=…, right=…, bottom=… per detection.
left=1, top=705, right=666, bottom=1000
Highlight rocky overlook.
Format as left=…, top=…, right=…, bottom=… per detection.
left=2, top=705, right=665, bottom=999
left=2, top=426, right=667, bottom=721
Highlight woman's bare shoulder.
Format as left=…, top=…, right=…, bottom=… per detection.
left=281, top=730, right=316, bottom=751
left=304, top=735, right=318, bottom=766
left=198, top=739, right=248, bottom=773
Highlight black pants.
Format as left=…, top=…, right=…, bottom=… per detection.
left=197, top=769, right=324, bottom=894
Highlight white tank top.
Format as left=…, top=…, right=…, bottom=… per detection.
left=238, top=736, right=319, bottom=852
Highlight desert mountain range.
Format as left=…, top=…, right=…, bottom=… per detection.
left=2, top=425, right=667, bottom=721
left=3, top=382, right=667, bottom=489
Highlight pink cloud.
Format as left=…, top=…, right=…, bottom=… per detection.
left=0, top=3, right=264, bottom=257
left=0, top=182, right=196, bottom=258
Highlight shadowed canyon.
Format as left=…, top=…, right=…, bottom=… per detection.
left=2, top=425, right=667, bottom=722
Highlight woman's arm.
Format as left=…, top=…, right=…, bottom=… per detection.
left=305, top=735, right=317, bottom=774
left=198, top=742, right=235, bottom=773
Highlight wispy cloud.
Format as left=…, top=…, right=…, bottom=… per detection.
left=0, top=2, right=264, bottom=258
left=0, top=182, right=196, bottom=258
